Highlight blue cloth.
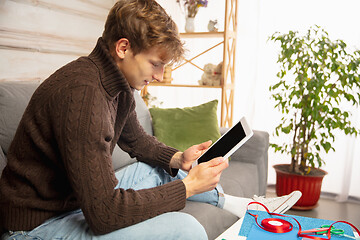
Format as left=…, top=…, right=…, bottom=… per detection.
left=2, top=162, right=224, bottom=240
left=239, top=210, right=355, bottom=240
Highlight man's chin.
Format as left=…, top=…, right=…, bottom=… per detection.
left=134, top=85, right=144, bottom=91
left=128, top=83, right=144, bottom=91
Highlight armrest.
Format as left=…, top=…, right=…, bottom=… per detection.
left=220, top=128, right=269, bottom=164
left=219, top=128, right=268, bottom=163
left=220, top=127, right=269, bottom=195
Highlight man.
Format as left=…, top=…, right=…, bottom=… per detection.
left=0, top=0, right=301, bottom=239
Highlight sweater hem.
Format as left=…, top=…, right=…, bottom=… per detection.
left=0, top=205, right=64, bottom=232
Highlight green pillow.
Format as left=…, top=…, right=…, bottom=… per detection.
left=149, top=100, right=221, bottom=151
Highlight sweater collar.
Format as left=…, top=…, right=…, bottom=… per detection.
left=88, top=37, right=132, bottom=97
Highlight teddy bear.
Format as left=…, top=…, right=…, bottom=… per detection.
left=207, top=19, right=219, bottom=32
left=198, top=62, right=222, bottom=86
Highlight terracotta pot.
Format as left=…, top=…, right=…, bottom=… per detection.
left=274, top=164, right=327, bottom=210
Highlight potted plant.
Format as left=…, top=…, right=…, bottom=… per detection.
left=269, top=25, right=360, bottom=209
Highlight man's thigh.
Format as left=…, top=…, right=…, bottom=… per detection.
left=114, top=162, right=180, bottom=190
left=2, top=210, right=207, bottom=240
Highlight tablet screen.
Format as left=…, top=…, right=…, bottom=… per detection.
left=197, top=121, right=246, bottom=163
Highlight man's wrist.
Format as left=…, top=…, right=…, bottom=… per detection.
left=182, top=177, right=194, bottom=198
left=170, top=151, right=183, bottom=169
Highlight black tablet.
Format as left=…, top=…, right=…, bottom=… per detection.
left=194, top=117, right=253, bottom=165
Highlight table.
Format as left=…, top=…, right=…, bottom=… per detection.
left=215, top=218, right=245, bottom=240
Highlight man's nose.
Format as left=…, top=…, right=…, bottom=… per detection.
left=153, top=67, right=165, bottom=82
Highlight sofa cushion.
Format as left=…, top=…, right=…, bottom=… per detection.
left=0, top=146, right=6, bottom=176
left=0, top=81, right=40, bottom=154
left=149, top=100, right=221, bottom=151
left=0, top=82, right=153, bottom=172
left=134, top=91, right=153, bottom=136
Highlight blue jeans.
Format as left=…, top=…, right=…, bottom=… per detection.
left=2, top=162, right=225, bottom=240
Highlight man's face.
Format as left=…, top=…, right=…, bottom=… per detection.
left=119, top=47, right=170, bottom=90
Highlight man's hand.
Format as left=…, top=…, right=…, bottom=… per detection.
left=170, top=140, right=212, bottom=171
left=182, top=157, right=229, bottom=198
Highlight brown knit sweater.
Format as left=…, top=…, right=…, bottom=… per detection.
left=0, top=38, right=186, bottom=235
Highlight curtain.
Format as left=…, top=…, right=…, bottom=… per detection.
left=235, top=0, right=360, bottom=200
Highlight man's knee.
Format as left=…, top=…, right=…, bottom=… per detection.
left=167, top=212, right=207, bottom=240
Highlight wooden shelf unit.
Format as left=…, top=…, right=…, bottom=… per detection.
left=141, top=0, right=238, bottom=127
left=180, top=32, right=225, bottom=38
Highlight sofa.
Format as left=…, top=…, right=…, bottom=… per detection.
left=0, top=81, right=269, bottom=239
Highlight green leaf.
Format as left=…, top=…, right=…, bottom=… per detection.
left=282, top=125, right=292, bottom=134
left=322, top=142, right=332, bottom=153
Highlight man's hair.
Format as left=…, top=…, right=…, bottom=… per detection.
left=103, top=0, right=184, bottom=63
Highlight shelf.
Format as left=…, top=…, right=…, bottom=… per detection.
left=148, top=83, right=222, bottom=88
left=180, top=31, right=236, bottom=39
left=180, top=32, right=224, bottom=38
left=141, top=0, right=238, bottom=127
left=148, top=82, right=234, bottom=89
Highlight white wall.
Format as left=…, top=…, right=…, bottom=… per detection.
left=0, top=0, right=115, bottom=82
left=236, top=0, right=360, bottom=200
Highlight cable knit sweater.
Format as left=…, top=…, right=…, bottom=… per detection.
left=0, top=38, right=186, bottom=235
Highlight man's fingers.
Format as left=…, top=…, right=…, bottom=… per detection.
left=197, top=140, right=212, bottom=150
left=207, top=157, right=226, bottom=167
left=205, top=157, right=229, bottom=176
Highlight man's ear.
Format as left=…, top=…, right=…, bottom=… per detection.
left=114, top=38, right=130, bottom=59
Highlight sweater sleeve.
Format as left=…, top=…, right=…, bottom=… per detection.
left=56, top=86, right=186, bottom=235
left=117, top=107, right=179, bottom=176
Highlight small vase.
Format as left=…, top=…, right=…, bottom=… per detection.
left=185, top=17, right=195, bottom=33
